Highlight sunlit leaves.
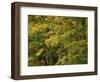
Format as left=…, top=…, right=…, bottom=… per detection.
left=35, top=48, right=44, bottom=56
left=45, top=35, right=59, bottom=48
left=28, top=15, right=88, bottom=66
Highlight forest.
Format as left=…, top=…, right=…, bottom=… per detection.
left=28, top=15, right=88, bottom=66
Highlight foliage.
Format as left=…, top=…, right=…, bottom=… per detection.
left=28, top=15, right=88, bottom=66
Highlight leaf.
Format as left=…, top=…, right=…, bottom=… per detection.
left=35, top=48, right=44, bottom=56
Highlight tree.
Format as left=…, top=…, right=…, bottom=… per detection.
left=28, top=15, right=88, bottom=66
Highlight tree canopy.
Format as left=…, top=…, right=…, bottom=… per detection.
left=28, top=15, right=88, bottom=66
